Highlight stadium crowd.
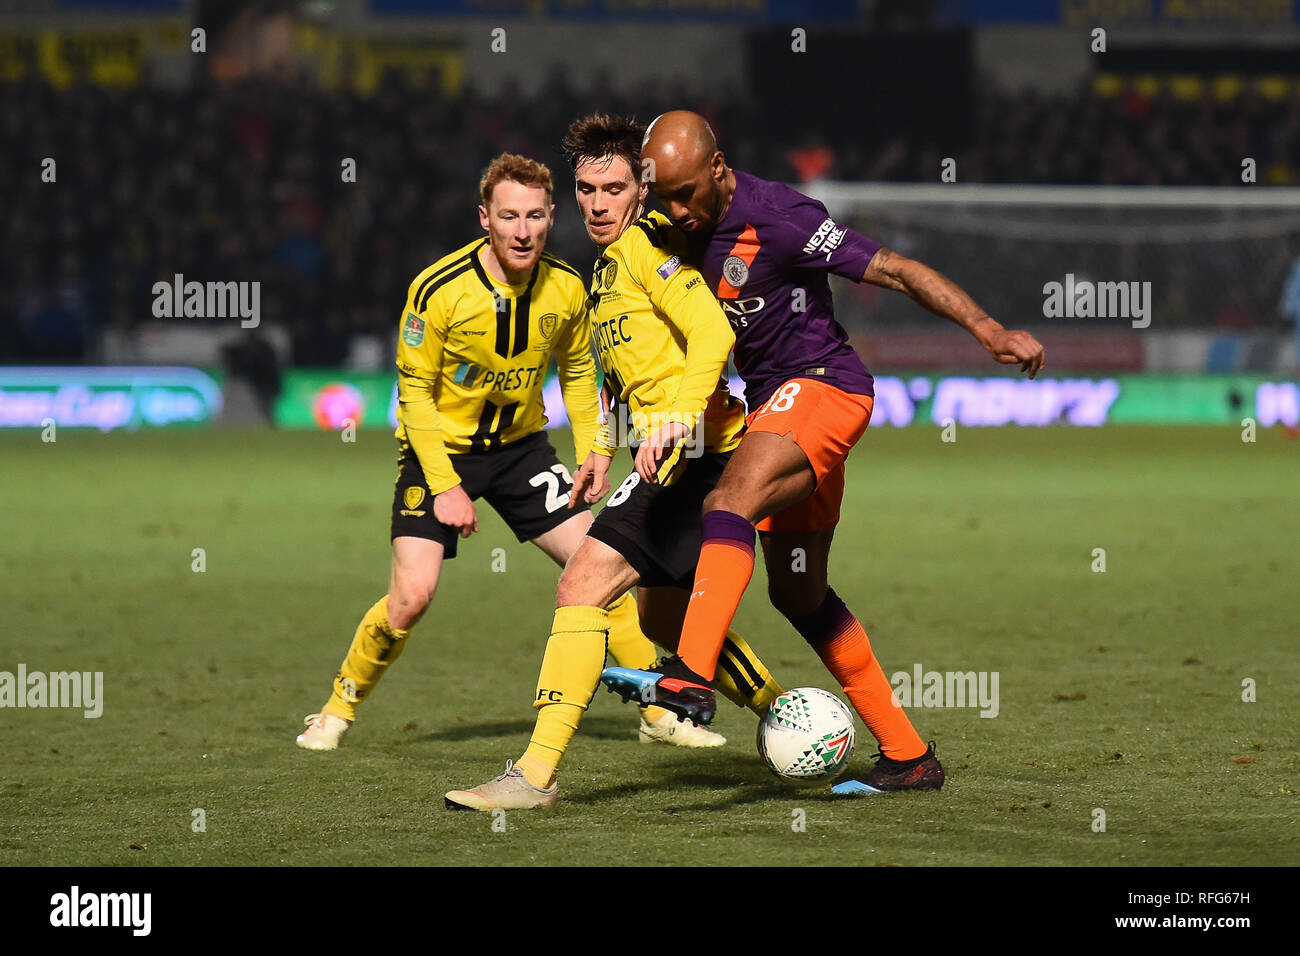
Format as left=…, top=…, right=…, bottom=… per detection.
left=3, top=69, right=1298, bottom=362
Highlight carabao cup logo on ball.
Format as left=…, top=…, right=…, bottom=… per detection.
left=757, top=687, right=855, bottom=783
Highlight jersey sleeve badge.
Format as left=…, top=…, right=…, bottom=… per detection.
left=402, top=311, right=426, bottom=347
left=656, top=255, right=682, bottom=280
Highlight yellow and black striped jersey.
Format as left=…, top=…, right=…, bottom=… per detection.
left=589, top=211, right=745, bottom=461
left=394, top=237, right=600, bottom=495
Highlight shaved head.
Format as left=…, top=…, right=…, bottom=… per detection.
left=641, top=110, right=734, bottom=233
left=643, top=110, right=717, bottom=179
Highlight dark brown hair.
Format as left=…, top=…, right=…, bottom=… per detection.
left=561, top=114, right=645, bottom=175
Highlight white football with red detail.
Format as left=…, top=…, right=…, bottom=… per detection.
left=757, top=686, right=856, bottom=782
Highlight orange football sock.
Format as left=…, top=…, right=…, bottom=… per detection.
left=789, top=588, right=926, bottom=761
left=677, top=510, right=756, bottom=680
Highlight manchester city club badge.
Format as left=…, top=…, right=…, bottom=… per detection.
left=722, top=255, right=749, bottom=287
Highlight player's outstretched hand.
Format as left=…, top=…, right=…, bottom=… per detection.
left=570, top=452, right=612, bottom=508
left=635, top=421, right=690, bottom=485
left=433, top=484, right=478, bottom=538
left=983, top=326, right=1046, bottom=379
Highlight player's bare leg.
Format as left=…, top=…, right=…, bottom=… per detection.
left=531, top=513, right=724, bottom=746
left=386, top=535, right=445, bottom=630
left=444, top=537, right=640, bottom=810
left=760, top=527, right=832, bottom=617
left=701, top=429, right=816, bottom=524
left=527, top=509, right=592, bottom=566
left=297, top=536, right=442, bottom=750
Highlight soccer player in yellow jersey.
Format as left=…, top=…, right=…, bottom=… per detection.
left=296, top=153, right=724, bottom=750
left=445, top=117, right=783, bottom=811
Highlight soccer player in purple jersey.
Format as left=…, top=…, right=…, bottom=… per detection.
left=601, top=111, right=1045, bottom=793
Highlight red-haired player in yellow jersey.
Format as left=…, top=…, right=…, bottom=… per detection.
left=445, top=118, right=785, bottom=811
left=295, top=153, right=728, bottom=752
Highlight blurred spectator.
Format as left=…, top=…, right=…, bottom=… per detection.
left=787, top=133, right=836, bottom=183
left=2, top=70, right=1298, bottom=364
left=1215, top=287, right=1255, bottom=331
left=1280, top=256, right=1300, bottom=328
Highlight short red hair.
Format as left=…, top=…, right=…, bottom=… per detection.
left=480, top=153, right=554, bottom=206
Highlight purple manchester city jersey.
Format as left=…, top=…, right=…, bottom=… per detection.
left=688, top=169, right=880, bottom=410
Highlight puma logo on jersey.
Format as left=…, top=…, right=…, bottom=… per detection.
left=450, top=316, right=487, bottom=335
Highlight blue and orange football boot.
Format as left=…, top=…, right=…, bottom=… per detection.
left=600, top=655, right=717, bottom=726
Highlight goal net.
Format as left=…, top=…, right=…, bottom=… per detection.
left=805, top=183, right=1300, bottom=335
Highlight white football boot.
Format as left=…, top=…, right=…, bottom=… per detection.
left=296, top=712, right=351, bottom=751
left=444, top=761, right=558, bottom=811
left=638, top=710, right=727, bottom=747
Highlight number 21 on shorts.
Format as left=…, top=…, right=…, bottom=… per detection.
left=757, top=381, right=801, bottom=416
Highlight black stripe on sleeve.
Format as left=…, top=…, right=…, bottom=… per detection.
left=417, top=262, right=473, bottom=312
left=632, top=218, right=662, bottom=248
left=542, top=254, right=582, bottom=280
left=413, top=251, right=473, bottom=311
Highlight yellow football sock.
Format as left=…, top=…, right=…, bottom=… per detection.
left=713, top=630, right=783, bottom=715
left=323, top=596, right=412, bottom=722
left=517, top=605, right=609, bottom=788
left=604, top=590, right=674, bottom=725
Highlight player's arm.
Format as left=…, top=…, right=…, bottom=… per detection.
left=552, top=278, right=602, bottom=466
left=638, top=244, right=735, bottom=483
left=395, top=295, right=478, bottom=536
left=860, top=246, right=1045, bottom=378
left=782, top=195, right=1045, bottom=377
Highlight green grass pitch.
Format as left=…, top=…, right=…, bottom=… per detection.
left=1, top=425, right=1295, bottom=866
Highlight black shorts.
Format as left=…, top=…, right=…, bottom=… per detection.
left=391, top=431, right=588, bottom=559
left=587, top=451, right=732, bottom=590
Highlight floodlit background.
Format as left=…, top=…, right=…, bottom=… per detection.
left=2, top=0, right=1299, bottom=428
left=0, top=1, right=1296, bottom=872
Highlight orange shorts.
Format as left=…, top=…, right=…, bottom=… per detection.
left=745, top=378, right=874, bottom=533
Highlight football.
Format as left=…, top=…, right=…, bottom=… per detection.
left=756, top=687, right=856, bottom=782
